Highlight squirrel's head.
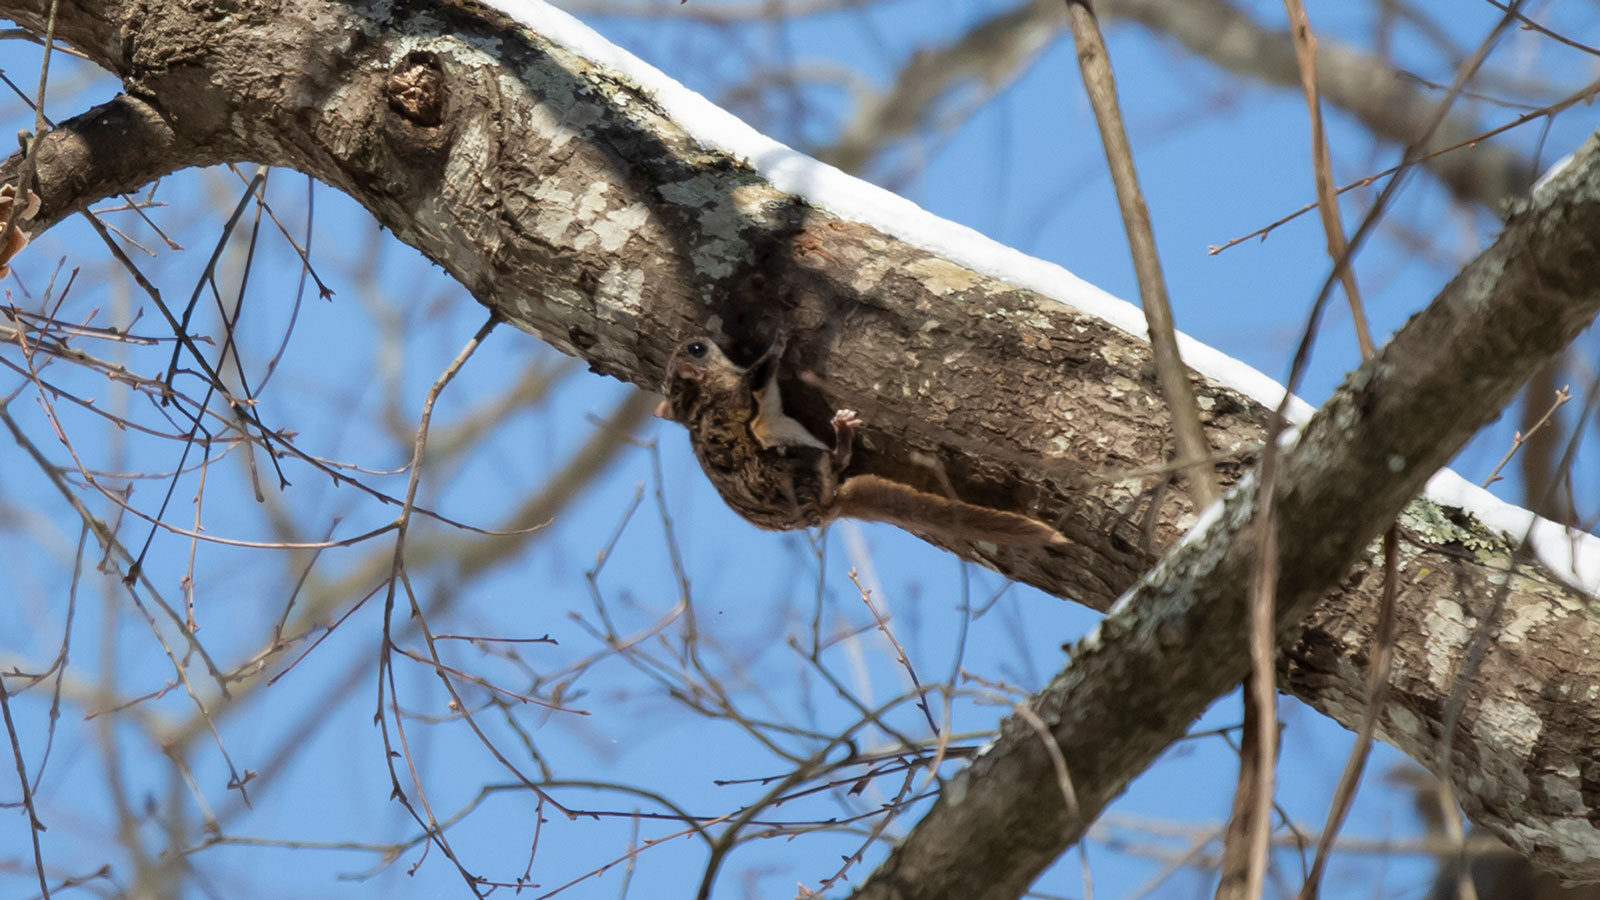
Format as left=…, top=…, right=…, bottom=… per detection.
left=655, top=337, right=736, bottom=422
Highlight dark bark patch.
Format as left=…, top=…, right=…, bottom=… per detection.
left=385, top=50, right=446, bottom=126
left=1583, top=758, right=1600, bottom=827
left=568, top=324, right=597, bottom=352
left=382, top=50, right=454, bottom=167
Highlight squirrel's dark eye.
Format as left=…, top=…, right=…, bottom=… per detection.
left=686, top=341, right=708, bottom=358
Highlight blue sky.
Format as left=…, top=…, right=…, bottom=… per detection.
left=1, top=2, right=1596, bottom=898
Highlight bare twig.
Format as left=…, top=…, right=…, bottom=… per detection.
left=374, top=312, right=504, bottom=896
left=1483, top=385, right=1571, bottom=487
left=1282, top=0, right=1373, bottom=359
left=1294, top=527, right=1399, bottom=899
left=851, top=568, right=940, bottom=738
left=1208, top=77, right=1600, bottom=256
left=1015, top=701, right=1079, bottom=823
left=0, top=660, right=50, bottom=899
left=1063, top=0, right=1218, bottom=508
left=1480, top=0, right=1600, bottom=57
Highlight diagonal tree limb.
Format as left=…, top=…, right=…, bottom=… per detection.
left=849, top=135, right=1600, bottom=899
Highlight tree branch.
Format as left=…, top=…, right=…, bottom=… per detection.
left=0, top=93, right=215, bottom=231
left=851, top=134, right=1600, bottom=899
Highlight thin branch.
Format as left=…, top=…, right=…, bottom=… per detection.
left=1293, top=527, right=1399, bottom=899
left=1063, top=0, right=1218, bottom=508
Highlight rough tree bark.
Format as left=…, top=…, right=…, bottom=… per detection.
left=850, top=138, right=1600, bottom=898
left=3, top=0, right=1597, bottom=890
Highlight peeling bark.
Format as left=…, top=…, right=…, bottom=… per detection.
left=2, top=0, right=1598, bottom=888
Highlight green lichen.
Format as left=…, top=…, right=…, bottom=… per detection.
left=1399, top=497, right=1516, bottom=562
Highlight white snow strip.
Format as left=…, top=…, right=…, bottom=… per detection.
left=486, top=0, right=1600, bottom=596
left=1427, top=468, right=1600, bottom=594
left=1532, top=151, right=1577, bottom=204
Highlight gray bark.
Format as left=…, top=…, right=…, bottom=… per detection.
left=853, top=137, right=1600, bottom=898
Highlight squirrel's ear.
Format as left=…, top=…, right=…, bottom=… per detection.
left=674, top=361, right=706, bottom=382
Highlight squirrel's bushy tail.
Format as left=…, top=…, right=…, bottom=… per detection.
left=832, top=475, right=1067, bottom=548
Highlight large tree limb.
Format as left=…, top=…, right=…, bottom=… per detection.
left=851, top=136, right=1600, bottom=899
left=2, top=0, right=1598, bottom=886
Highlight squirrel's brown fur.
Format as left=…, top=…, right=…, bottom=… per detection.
left=657, top=335, right=1067, bottom=548
left=832, top=474, right=1066, bottom=547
